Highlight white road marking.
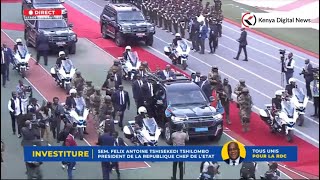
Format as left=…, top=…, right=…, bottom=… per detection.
left=67, top=0, right=315, bottom=107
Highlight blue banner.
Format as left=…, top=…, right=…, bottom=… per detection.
left=24, top=146, right=297, bottom=162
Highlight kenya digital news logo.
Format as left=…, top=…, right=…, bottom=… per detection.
left=23, top=9, right=63, bottom=20
left=241, top=12, right=257, bottom=28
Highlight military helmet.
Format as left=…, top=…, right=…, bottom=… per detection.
left=239, top=79, right=245, bottom=83
left=105, top=95, right=111, bottom=101
left=95, top=88, right=100, bottom=92
left=85, top=81, right=92, bottom=84
left=242, top=88, right=249, bottom=93
left=16, top=38, right=22, bottom=43
left=142, top=61, right=148, bottom=66
left=113, top=60, right=120, bottom=65
left=76, top=71, right=81, bottom=75
left=212, top=65, right=218, bottom=70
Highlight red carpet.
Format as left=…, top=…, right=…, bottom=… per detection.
left=63, top=3, right=319, bottom=176
left=1, top=22, right=24, bottom=31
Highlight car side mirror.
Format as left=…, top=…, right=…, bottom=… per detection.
left=146, top=16, right=150, bottom=21
left=209, top=96, right=215, bottom=102
left=68, top=24, right=74, bottom=28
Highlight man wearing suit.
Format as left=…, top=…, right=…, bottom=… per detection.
left=1, top=48, right=8, bottom=87
left=224, top=141, right=244, bottom=166
left=36, top=31, right=49, bottom=66
left=65, top=128, right=77, bottom=180
left=2, top=44, right=14, bottom=81
left=65, top=89, right=77, bottom=110
left=8, top=91, right=24, bottom=137
left=142, top=78, right=155, bottom=117
left=111, top=131, right=125, bottom=180
left=112, top=85, right=130, bottom=128
left=199, top=76, right=212, bottom=99
left=198, top=21, right=208, bottom=54
left=132, top=74, right=144, bottom=113
left=301, top=59, right=314, bottom=99
left=234, top=28, right=248, bottom=61
left=97, top=128, right=115, bottom=180
left=158, top=65, right=176, bottom=80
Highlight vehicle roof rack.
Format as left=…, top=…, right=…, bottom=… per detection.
left=146, top=71, right=191, bottom=84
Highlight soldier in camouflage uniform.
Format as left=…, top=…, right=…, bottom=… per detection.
left=141, top=0, right=148, bottom=16
left=216, top=10, right=223, bottom=37
left=234, top=79, right=247, bottom=108
left=141, top=61, right=151, bottom=72
left=208, top=66, right=222, bottom=89
left=238, top=88, right=253, bottom=132
left=72, top=71, right=85, bottom=92
left=150, top=2, right=158, bottom=24
left=166, top=5, right=173, bottom=33
left=99, top=95, right=114, bottom=122
left=162, top=5, right=169, bottom=30
left=83, top=81, right=95, bottom=110
left=108, top=60, right=122, bottom=76
left=90, top=88, right=103, bottom=119
left=178, top=11, right=187, bottom=39
left=157, top=4, right=164, bottom=28
left=172, top=12, right=180, bottom=35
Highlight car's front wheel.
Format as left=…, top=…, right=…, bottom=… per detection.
left=146, top=35, right=153, bottom=46
left=115, top=32, right=125, bottom=47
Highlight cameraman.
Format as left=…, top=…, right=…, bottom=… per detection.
left=21, top=120, right=40, bottom=147
left=171, top=123, right=189, bottom=180
left=26, top=142, right=43, bottom=179
left=300, top=59, right=314, bottom=100
left=283, top=52, right=295, bottom=84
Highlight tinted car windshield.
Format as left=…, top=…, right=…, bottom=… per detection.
left=33, top=0, right=61, bottom=4
left=38, top=20, right=67, bottom=29
left=167, top=88, right=207, bottom=106
left=117, top=11, right=145, bottom=21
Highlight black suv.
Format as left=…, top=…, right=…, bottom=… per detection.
left=24, top=19, right=77, bottom=54
left=22, top=0, right=68, bottom=21
left=100, top=3, right=155, bottom=47
left=147, top=73, right=223, bottom=145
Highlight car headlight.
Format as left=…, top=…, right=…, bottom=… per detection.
left=171, top=116, right=187, bottom=122
left=212, top=114, right=222, bottom=119
left=122, top=26, right=131, bottom=32
left=149, top=26, right=155, bottom=32
left=69, top=34, right=77, bottom=40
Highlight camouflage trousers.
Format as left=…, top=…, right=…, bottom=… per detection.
left=239, top=109, right=251, bottom=124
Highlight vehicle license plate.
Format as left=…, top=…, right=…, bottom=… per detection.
left=195, top=127, right=208, bottom=132
left=56, top=42, right=66, bottom=46
left=136, top=33, right=145, bottom=37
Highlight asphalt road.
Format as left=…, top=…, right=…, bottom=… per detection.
left=1, top=28, right=291, bottom=179
left=63, top=0, right=319, bottom=146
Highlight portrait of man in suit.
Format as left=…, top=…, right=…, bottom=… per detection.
left=224, top=141, right=245, bottom=166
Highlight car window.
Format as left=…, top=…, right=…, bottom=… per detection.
left=117, top=11, right=145, bottom=22
left=167, top=88, right=207, bottom=106
left=38, top=20, right=67, bottom=29
left=33, top=0, right=60, bottom=4
left=27, top=20, right=35, bottom=26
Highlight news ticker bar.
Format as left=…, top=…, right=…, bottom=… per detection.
left=24, top=146, right=297, bottom=162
